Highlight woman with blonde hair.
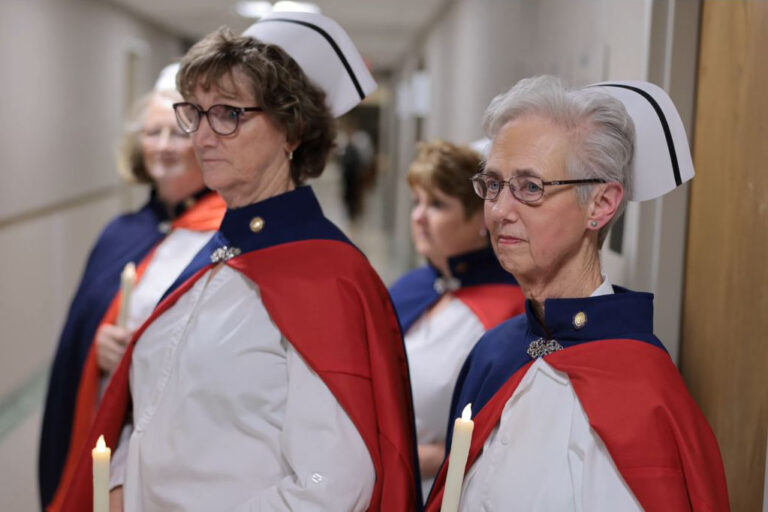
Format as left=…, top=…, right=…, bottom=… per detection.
left=39, top=63, right=225, bottom=510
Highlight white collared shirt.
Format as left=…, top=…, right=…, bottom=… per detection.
left=458, top=276, right=642, bottom=511
left=112, top=265, right=374, bottom=511
left=126, top=228, right=213, bottom=331
left=590, top=275, right=614, bottom=298
left=100, top=228, right=214, bottom=397
left=406, top=298, right=486, bottom=499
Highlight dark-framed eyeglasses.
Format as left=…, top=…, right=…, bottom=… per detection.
left=470, top=172, right=607, bottom=204
left=173, top=102, right=264, bottom=136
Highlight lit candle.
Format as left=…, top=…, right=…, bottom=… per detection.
left=92, top=435, right=111, bottom=512
left=116, top=262, right=136, bottom=328
left=441, top=403, right=474, bottom=512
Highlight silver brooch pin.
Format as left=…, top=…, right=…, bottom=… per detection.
left=433, top=277, right=461, bottom=294
left=526, top=337, right=564, bottom=359
left=157, top=221, right=172, bottom=234
left=210, top=246, right=242, bottom=263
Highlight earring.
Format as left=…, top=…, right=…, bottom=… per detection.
left=479, top=228, right=488, bottom=237
left=288, top=150, right=294, bottom=161
left=590, top=220, right=599, bottom=228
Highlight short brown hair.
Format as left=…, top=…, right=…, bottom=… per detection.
left=177, top=26, right=335, bottom=185
left=407, top=140, right=484, bottom=218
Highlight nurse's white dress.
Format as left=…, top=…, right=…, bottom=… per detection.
left=110, top=265, right=375, bottom=511
left=458, top=279, right=642, bottom=511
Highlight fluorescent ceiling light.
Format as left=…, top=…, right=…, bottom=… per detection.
left=236, top=1, right=273, bottom=18
left=272, top=1, right=321, bottom=13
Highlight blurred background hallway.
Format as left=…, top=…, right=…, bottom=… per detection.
left=1, top=0, right=766, bottom=510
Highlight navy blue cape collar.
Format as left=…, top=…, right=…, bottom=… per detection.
left=525, top=286, right=655, bottom=344
left=148, top=186, right=212, bottom=221
left=162, top=186, right=350, bottom=300
left=444, top=287, right=665, bottom=450
left=389, top=246, right=516, bottom=334
left=445, top=246, right=518, bottom=288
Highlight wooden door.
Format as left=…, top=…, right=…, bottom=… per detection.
left=681, top=2, right=768, bottom=510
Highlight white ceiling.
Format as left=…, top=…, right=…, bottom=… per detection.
left=104, top=0, right=448, bottom=72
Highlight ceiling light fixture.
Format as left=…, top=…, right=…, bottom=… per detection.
left=235, top=1, right=273, bottom=19
left=272, top=1, right=321, bottom=13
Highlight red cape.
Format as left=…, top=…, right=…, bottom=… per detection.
left=56, top=238, right=419, bottom=511
left=426, top=339, right=729, bottom=512
left=453, top=284, right=525, bottom=330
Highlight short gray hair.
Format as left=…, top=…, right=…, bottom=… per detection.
left=483, top=75, right=635, bottom=246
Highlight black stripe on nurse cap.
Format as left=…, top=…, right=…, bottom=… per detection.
left=243, top=12, right=377, bottom=118
left=588, top=81, right=695, bottom=202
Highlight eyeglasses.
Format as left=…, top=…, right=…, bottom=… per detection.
left=470, top=172, right=606, bottom=204
left=173, top=102, right=264, bottom=136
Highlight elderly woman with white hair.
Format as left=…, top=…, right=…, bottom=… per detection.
left=426, top=76, right=729, bottom=511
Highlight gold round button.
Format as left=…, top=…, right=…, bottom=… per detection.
left=572, top=311, right=587, bottom=329
left=249, top=216, right=265, bottom=233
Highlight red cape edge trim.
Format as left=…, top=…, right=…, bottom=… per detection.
left=453, top=284, right=525, bottom=331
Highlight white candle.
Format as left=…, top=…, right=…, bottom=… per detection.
left=441, top=403, right=474, bottom=512
left=116, top=262, right=136, bottom=328
left=92, top=435, right=111, bottom=512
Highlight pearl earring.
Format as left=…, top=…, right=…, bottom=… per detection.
left=590, top=220, right=599, bottom=228
left=288, top=150, right=294, bottom=161
left=479, top=228, right=488, bottom=237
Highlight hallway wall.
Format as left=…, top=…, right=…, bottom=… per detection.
left=0, top=1, right=183, bottom=506
left=423, top=0, right=649, bottom=144
left=0, top=0, right=183, bottom=399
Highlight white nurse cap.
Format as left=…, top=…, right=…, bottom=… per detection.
left=588, top=80, right=695, bottom=202
left=154, top=62, right=180, bottom=93
left=469, top=138, right=491, bottom=159
left=243, top=12, right=377, bottom=118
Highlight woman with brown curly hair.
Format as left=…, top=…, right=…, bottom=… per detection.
left=57, top=13, right=419, bottom=512
left=389, top=140, right=525, bottom=498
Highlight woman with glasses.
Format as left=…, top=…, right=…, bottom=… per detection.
left=388, top=140, right=524, bottom=499
left=56, top=13, right=419, bottom=512
left=39, top=63, right=225, bottom=510
left=426, top=76, right=728, bottom=511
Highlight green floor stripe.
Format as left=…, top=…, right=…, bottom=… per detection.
left=0, top=366, right=48, bottom=443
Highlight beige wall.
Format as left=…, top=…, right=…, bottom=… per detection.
left=423, top=0, right=650, bottom=144
left=0, top=0, right=183, bottom=400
